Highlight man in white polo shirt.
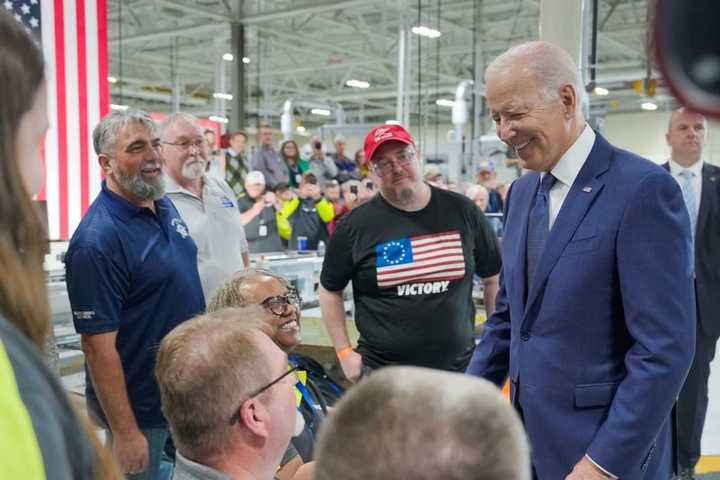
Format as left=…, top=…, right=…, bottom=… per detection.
left=160, top=113, right=250, bottom=301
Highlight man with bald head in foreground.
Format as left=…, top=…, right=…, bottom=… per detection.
left=466, top=41, right=695, bottom=480
left=314, top=366, right=530, bottom=480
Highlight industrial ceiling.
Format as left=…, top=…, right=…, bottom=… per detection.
left=107, top=0, right=670, bottom=131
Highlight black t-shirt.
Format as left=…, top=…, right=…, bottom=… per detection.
left=321, top=186, right=501, bottom=371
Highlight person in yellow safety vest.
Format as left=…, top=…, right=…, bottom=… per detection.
left=278, top=173, right=334, bottom=251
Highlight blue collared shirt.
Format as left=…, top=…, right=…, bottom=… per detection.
left=65, top=181, right=205, bottom=427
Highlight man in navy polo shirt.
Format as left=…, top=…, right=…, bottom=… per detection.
left=65, top=109, right=205, bottom=479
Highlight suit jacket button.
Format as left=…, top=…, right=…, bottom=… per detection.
left=521, top=332, right=530, bottom=341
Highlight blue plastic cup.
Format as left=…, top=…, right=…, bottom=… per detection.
left=297, top=236, right=308, bottom=252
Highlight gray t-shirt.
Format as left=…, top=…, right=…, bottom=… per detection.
left=173, top=450, right=285, bottom=480
left=251, top=146, right=288, bottom=189
left=166, top=174, right=249, bottom=301
left=237, top=195, right=284, bottom=253
left=307, top=154, right=339, bottom=188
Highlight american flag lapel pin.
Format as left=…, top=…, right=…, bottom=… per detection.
left=582, top=186, right=592, bottom=193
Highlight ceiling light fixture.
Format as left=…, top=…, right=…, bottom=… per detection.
left=641, top=102, right=658, bottom=111
left=411, top=25, right=442, bottom=39
left=213, top=92, right=233, bottom=100
left=107, top=76, right=118, bottom=84
left=242, top=57, right=251, bottom=64
left=435, top=99, right=455, bottom=107
left=385, top=120, right=401, bottom=125
left=346, top=79, right=370, bottom=89
left=109, top=104, right=128, bottom=111
left=222, top=53, right=234, bottom=61
left=311, top=108, right=332, bottom=116
left=594, top=87, right=609, bottom=96
left=296, top=126, right=306, bottom=133
left=209, top=115, right=229, bottom=123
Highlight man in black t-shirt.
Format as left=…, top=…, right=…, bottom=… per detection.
left=319, top=124, right=501, bottom=383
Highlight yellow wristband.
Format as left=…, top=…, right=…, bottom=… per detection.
left=336, top=347, right=354, bottom=360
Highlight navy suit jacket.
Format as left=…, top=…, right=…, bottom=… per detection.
left=662, top=161, right=720, bottom=339
left=467, top=133, right=696, bottom=480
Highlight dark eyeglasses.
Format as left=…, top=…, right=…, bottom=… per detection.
left=260, top=288, right=302, bottom=316
left=229, top=365, right=303, bottom=425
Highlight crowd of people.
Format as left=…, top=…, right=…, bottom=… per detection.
left=1, top=6, right=718, bottom=480
left=201, top=121, right=508, bottom=255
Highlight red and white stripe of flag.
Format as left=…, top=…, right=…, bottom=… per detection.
left=377, top=231, right=466, bottom=288
left=39, top=0, right=108, bottom=240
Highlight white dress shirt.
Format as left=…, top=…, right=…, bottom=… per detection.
left=545, top=124, right=597, bottom=229
left=668, top=157, right=703, bottom=227
left=542, top=125, right=619, bottom=479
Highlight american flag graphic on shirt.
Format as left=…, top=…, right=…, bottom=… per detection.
left=375, top=230, right=466, bottom=288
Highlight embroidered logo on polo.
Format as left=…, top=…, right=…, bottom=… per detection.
left=221, top=196, right=235, bottom=208
left=73, top=310, right=95, bottom=320
left=375, top=230, right=465, bottom=296
left=171, top=218, right=189, bottom=238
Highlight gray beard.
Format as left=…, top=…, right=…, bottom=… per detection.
left=114, top=167, right=165, bottom=200
left=182, top=158, right=207, bottom=180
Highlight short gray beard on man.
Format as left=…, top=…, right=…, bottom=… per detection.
left=113, top=163, right=165, bottom=200
left=182, top=160, right=206, bottom=181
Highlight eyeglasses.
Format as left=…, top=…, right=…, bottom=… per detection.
left=229, top=365, right=304, bottom=425
left=162, top=138, right=205, bottom=151
left=370, top=149, right=415, bottom=175
left=260, top=288, right=302, bottom=316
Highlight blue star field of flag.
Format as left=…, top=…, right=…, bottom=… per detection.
left=3, top=0, right=41, bottom=37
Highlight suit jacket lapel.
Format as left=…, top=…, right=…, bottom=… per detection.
left=512, top=172, right=540, bottom=310
left=522, top=134, right=611, bottom=321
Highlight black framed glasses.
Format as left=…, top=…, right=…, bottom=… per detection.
left=260, top=288, right=302, bottom=316
left=229, top=365, right=304, bottom=425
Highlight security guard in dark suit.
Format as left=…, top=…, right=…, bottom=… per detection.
left=664, top=109, right=720, bottom=480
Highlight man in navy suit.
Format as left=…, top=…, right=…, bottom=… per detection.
left=663, top=109, right=720, bottom=480
left=466, top=41, right=696, bottom=480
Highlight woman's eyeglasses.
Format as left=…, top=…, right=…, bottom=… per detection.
left=260, top=288, right=302, bottom=316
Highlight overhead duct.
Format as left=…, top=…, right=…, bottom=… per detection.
left=281, top=98, right=295, bottom=140
left=281, top=98, right=346, bottom=140
left=451, top=80, right=474, bottom=142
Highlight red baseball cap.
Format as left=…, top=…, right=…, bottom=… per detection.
left=363, top=124, right=415, bottom=165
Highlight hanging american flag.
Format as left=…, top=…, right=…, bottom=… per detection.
left=375, top=231, right=466, bottom=288
left=5, top=0, right=109, bottom=240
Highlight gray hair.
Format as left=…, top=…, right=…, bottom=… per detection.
left=486, top=41, right=587, bottom=107
left=92, top=108, right=156, bottom=156
left=158, top=112, right=202, bottom=140
left=465, top=183, right=489, bottom=200
left=314, top=366, right=531, bottom=480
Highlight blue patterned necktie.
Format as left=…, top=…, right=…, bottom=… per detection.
left=679, top=169, right=698, bottom=240
left=526, top=173, right=557, bottom=288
